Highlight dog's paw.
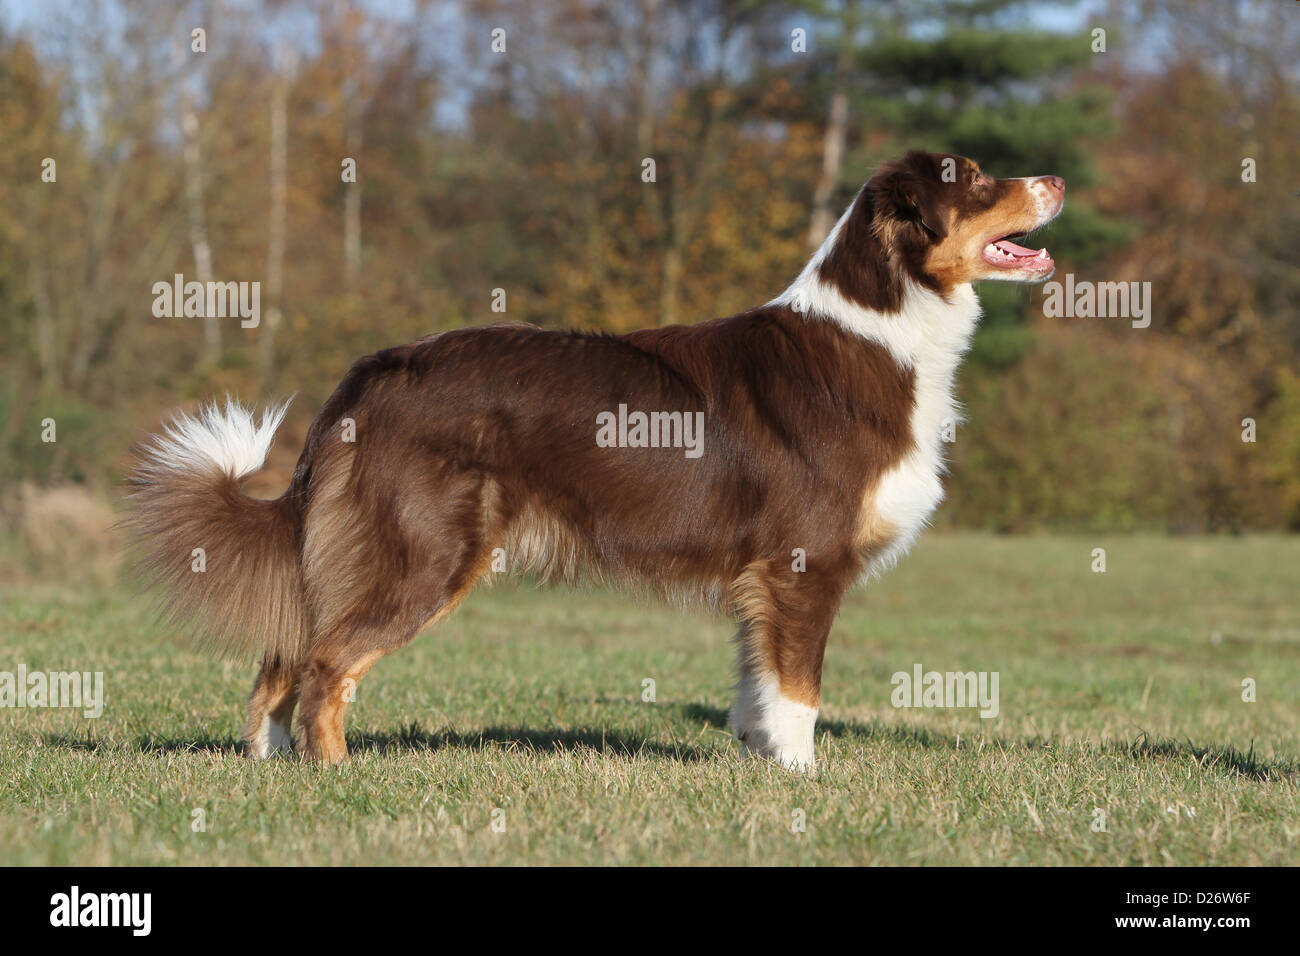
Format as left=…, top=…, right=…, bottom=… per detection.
left=731, top=674, right=818, bottom=774
left=738, top=736, right=817, bottom=774
left=247, top=714, right=295, bottom=758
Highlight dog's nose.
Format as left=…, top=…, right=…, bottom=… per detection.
left=1043, top=175, right=1065, bottom=194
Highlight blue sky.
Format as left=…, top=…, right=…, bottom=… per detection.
left=0, top=0, right=1103, bottom=134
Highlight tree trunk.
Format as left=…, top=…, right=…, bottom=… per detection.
left=261, top=51, right=291, bottom=387
left=809, top=4, right=856, bottom=250
left=659, top=244, right=682, bottom=328
left=28, top=257, right=57, bottom=392
left=181, top=98, right=220, bottom=369
left=344, top=105, right=362, bottom=294
left=809, top=83, right=849, bottom=248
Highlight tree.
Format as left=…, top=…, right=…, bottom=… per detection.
left=798, top=0, right=1129, bottom=366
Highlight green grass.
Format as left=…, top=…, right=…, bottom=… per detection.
left=2, top=533, right=1298, bottom=865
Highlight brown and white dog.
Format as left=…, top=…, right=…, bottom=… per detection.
left=126, top=150, right=1063, bottom=771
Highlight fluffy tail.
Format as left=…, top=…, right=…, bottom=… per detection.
left=124, top=399, right=309, bottom=665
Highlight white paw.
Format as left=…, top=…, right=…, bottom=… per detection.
left=737, top=730, right=817, bottom=774
left=250, top=714, right=294, bottom=758
left=732, top=671, right=818, bottom=774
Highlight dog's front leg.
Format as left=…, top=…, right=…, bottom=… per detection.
left=732, top=659, right=820, bottom=773
left=728, top=564, right=842, bottom=774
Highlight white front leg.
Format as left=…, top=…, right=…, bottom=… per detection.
left=731, top=669, right=818, bottom=773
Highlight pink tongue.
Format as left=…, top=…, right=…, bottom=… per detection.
left=996, top=239, right=1039, bottom=257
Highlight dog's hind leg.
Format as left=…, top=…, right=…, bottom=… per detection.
left=294, top=467, right=506, bottom=764
left=297, top=639, right=390, bottom=765
left=295, top=555, right=494, bottom=765
left=243, top=656, right=300, bottom=758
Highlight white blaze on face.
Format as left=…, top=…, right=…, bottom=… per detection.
left=1027, top=176, right=1061, bottom=219
left=999, top=176, right=1063, bottom=221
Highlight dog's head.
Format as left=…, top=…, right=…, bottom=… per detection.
left=864, top=149, right=1065, bottom=290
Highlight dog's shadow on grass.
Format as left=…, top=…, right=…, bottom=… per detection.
left=349, top=724, right=712, bottom=763
left=45, top=729, right=244, bottom=756
left=44, top=706, right=1296, bottom=781
left=44, top=723, right=712, bottom=763
left=682, top=704, right=1297, bottom=782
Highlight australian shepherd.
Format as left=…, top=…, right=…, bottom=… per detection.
left=126, top=150, right=1064, bottom=771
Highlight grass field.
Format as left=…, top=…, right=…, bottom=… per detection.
left=1, top=533, right=1298, bottom=865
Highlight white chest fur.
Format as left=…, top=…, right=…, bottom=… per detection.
left=858, top=283, right=980, bottom=578
left=766, top=217, right=982, bottom=581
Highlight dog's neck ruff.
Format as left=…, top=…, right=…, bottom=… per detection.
left=767, top=195, right=981, bottom=370
left=769, top=196, right=983, bottom=581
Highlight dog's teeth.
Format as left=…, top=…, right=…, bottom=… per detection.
left=1036, top=248, right=1048, bottom=258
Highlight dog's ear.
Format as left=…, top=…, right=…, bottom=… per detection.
left=884, top=169, right=948, bottom=241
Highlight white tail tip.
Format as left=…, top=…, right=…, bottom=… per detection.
left=141, top=398, right=291, bottom=480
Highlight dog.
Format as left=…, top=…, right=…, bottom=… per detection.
left=126, top=150, right=1063, bottom=771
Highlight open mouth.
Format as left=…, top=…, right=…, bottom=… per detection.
left=982, top=233, right=1053, bottom=271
